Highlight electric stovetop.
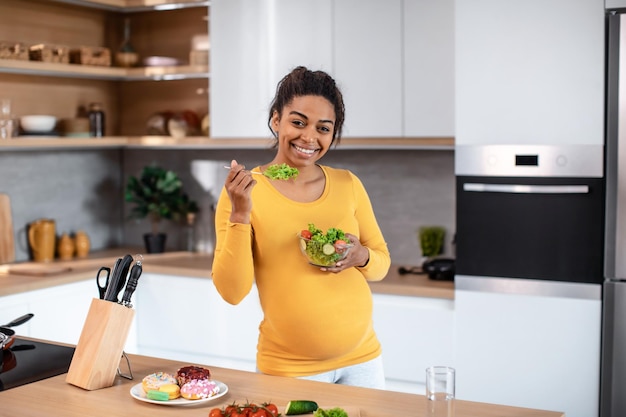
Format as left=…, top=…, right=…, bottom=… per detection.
left=0, top=337, right=75, bottom=391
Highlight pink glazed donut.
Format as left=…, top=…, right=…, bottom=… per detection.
left=180, top=379, right=220, bottom=400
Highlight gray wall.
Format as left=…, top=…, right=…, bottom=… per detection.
left=1, top=149, right=124, bottom=261
left=1, top=147, right=455, bottom=266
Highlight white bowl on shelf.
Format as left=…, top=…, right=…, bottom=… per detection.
left=20, top=115, right=57, bottom=133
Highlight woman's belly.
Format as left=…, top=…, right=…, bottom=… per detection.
left=258, top=271, right=374, bottom=360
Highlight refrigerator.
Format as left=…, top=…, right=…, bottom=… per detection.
left=601, top=11, right=626, bottom=417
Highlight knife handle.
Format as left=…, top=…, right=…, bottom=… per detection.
left=121, top=262, right=142, bottom=307
left=103, top=257, right=122, bottom=301
left=113, top=254, right=134, bottom=302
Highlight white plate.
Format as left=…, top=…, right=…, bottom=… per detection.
left=129, top=380, right=228, bottom=406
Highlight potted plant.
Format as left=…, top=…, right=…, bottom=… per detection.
left=125, top=165, right=198, bottom=253
left=418, top=225, right=446, bottom=260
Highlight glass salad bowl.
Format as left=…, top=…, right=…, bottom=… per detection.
left=298, top=235, right=354, bottom=267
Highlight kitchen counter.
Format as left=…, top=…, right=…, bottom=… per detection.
left=0, top=250, right=453, bottom=299
left=0, top=339, right=562, bottom=417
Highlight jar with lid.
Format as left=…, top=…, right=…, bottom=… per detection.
left=88, top=102, right=105, bottom=137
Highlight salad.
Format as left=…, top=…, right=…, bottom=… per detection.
left=299, top=223, right=352, bottom=267
left=264, top=163, right=299, bottom=180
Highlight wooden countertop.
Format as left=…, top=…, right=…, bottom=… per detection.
left=0, top=249, right=454, bottom=300
left=0, top=343, right=563, bottom=417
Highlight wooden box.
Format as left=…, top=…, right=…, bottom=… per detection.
left=29, top=43, right=70, bottom=64
left=66, top=298, right=135, bottom=390
left=69, top=46, right=111, bottom=67
left=0, top=41, right=28, bottom=61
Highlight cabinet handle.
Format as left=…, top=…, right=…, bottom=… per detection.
left=463, top=183, right=589, bottom=194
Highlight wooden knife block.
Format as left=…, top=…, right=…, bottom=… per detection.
left=66, top=298, right=135, bottom=390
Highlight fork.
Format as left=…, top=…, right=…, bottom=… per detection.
left=223, top=165, right=263, bottom=175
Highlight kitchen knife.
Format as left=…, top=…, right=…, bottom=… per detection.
left=120, top=259, right=142, bottom=308
left=102, top=257, right=121, bottom=301
left=103, top=254, right=133, bottom=302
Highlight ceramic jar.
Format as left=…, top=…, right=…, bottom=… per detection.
left=74, top=230, right=90, bottom=258
left=57, top=233, right=75, bottom=260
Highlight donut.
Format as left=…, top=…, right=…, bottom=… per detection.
left=176, top=365, right=211, bottom=386
left=180, top=379, right=220, bottom=400
left=142, top=372, right=178, bottom=393
left=158, top=383, right=181, bottom=400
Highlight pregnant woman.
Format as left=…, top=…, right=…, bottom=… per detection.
left=212, top=66, right=390, bottom=389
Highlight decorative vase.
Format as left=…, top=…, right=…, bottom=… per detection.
left=144, top=233, right=166, bottom=253
left=57, top=233, right=75, bottom=260
left=115, top=17, right=138, bottom=68
left=75, top=230, right=90, bottom=258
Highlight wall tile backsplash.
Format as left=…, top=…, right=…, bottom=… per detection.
left=1, top=147, right=454, bottom=266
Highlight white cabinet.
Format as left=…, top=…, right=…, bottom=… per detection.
left=134, top=273, right=262, bottom=371
left=455, top=0, right=604, bottom=145
left=403, top=0, right=455, bottom=137
left=210, top=0, right=454, bottom=139
left=0, top=294, right=32, bottom=335
left=210, top=0, right=333, bottom=138
left=454, top=281, right=601, bottom=417
left=210, top=0, right=275, bottom=138
left=27, top=280, right=96, bottom=345
left=333, top=0, right=403, bottom=137
left=606, top=0, right=626, bottom=8
left=0, top=280, right=96, bottom=345
left=373, top=293, right=455, bottom=394
left=272, top=0, right=334, bottom=82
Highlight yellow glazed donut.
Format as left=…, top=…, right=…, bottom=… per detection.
left=158, top=383, right=181, bottom=399
left=142, top=372, right=178, bottom=393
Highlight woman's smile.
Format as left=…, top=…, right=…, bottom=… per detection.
left=292, top=143, right=319, bottom=157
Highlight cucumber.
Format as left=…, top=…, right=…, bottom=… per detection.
left=322, top=243, right=335, bottom=255
left=285, top=400, right=319, bottom=415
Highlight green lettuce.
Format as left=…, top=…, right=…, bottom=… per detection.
left=313, top=407, right=349, bottom=417
left=264, top=163, right=299, bottom=180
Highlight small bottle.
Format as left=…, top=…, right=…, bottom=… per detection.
left=185, top=213, right=196, bottom=252
left=115, top=17, right=139, bottom=67
left=88, top=102, right=105, bottom=137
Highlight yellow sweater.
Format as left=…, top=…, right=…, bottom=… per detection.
left=212, top=165, right=391, bottom=377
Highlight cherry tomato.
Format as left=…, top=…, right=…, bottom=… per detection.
left=225, top=405, right=238, bottom=416
left=209, top=408, right=224, bottom=417
left=230, top=410, right=247, bottom=417
left=334, top=239, right=347, bottom=253
left=263, top=403, right=279, bottom=417
left=250, top=409, right=267, bottom=417
left=301, top=230, right=312, bottom=239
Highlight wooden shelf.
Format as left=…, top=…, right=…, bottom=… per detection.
left=51, top=0, right=209, bottom=12
left=0, top=136, right=454, bottom=151
left=0, top=59, right=209, bottom=81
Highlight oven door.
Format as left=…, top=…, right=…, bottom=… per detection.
left=456, top=175, right=605, bottom=284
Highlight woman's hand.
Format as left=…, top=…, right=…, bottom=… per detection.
left=321, top=233, right=370, bottom=273
left=225, top=159, right=257, bottom=224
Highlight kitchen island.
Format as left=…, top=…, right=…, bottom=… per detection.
left=0, top=344, right=562, bottom=417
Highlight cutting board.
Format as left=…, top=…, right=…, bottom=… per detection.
left=0, top=193, right=15, bottom=264
left=8, top=263, right=72, bottom=276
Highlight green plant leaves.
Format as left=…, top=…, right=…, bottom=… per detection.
left=124, top=164, right=198, bottom=233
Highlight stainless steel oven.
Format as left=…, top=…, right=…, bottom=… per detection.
left=455, top=144, right=605, bottom=285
